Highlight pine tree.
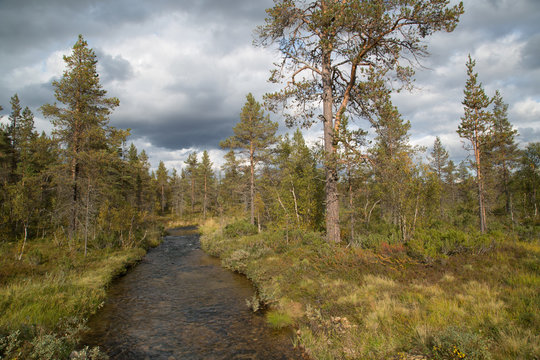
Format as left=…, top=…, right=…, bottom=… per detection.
left=270, top=129, right=324, bottom=230
left=199, top=151, right=214, bottom=219
left=41, top=35, right=120, bottom=237
left=184, top=152, right=198, bottom=214
left=515, top=143, right=540, bottom=220
left=220, top=150, right=244, bottom=214
left=257, top=0, right=463, bottom=243
left=156, top=161, right=169, bottom=214
left=8, top=94, right=23, bottom=182
left=220, top=93, right=278, bottom=225
left=429, top=136, right=450, bottom=217
left=457, top=55, right=492, bottom=233
left=444, top=159, right=458, bottom=207
left=487, top=90, right=518, bottom=216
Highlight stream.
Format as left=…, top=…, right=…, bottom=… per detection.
left=82, top=227, right=302, bottom=359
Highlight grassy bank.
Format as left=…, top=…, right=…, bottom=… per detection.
left=200, top=221, right=540, bottom=360
left=0, top=229, right=162, bottom=359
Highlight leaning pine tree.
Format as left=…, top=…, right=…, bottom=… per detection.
left=257, top=0, right=463, bottom=242
left=41, top=35, right=119, bottom=239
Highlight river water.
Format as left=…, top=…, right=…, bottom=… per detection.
left=83, top=227, right=302, bottom=359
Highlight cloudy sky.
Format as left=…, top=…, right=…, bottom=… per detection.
left=1, top=0, right=539, bottom=170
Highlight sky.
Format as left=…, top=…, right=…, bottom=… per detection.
left=0, top=0, right=539, bottom=171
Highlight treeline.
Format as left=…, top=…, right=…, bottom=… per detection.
left=0, top=36, right=165, bottom=254
left=153, top=84, right=538, bottom=253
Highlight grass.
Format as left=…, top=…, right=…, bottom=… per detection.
left=200, top=224, right=540, bottom=360
left=0, top=229, right=161, bottom=359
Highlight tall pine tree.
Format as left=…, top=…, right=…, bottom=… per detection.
left=487, top=90, right=518, bottom=216
left=457, top=55, right=492, bottom=233
left=220, top=93, right=278, bottom=225
left=257, top=0, right=463, bottom=242
left=41, top=35, right=119, bottom=238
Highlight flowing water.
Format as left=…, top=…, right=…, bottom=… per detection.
left=83, top=227, right=302, bottom=359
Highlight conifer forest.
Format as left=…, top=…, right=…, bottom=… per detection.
left=0, top=1, right=539, bottom=359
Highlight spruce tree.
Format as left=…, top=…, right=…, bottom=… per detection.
left=457, top=55, right=492, bottom=233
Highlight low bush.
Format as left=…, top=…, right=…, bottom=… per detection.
left=223, top=220, right=258, bottom=238
left=428, top=327, right=492, bottom=360
left=408, top=228, right=501, bottom=258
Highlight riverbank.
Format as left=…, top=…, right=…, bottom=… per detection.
left=0, top=228, right=162, bottom=359
left=200, top=221, right=540, bottom=359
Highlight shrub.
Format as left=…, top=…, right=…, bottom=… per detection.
left=408, top=228, right=498, bottom=259
left=70, top=346, right=109, bottom=360
left=27, top=248, right=46, bottom=265
left=0, top=330, right=22, bottom=359
left=222, top=249, right=251, bottom=272
left=223, top=220, right=258, bottom=238
left=354, top=232, right=401, bottom=252
left=428, top=327, right=492, bottom=360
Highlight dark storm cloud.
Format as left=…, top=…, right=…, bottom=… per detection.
left=0, top=0, right=270, bottom=67
left=111, top=84, right=244, bottom=150
left=124, top=114, right=235, bottom=150
left=16, top=82, right=56, bottom=111
left=0, top=81, right=55, bottom=116
left=1, top=0, right=539, bottom=167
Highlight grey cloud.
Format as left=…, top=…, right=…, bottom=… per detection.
left=517, top=127, right=540, bottom=145
left=521, top=34, right=540, bottom=70
left=0, top=81, right=55, bottom=117
left=95, top=49, right=134, bottom=83
left=0, top=0, right=261, bottom=69
left=1, top=0, right=539, bottom=164
left=115, top=113, right=236, bottom=150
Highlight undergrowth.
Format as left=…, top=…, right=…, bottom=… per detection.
left=200, top=220, right=540, bottom=359
left=0, top=228, right=162, bottom=359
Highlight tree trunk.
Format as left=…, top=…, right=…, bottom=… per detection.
left=85, top=182, right=90, bottom=257
left=322, top=40, right=340, bottom=243
left=348, top=168, right=354, bottom=242
left=191, top=177, right=195, bottom=212
left=161, top=184, right=165, bottom=213
left=474, top=138, right=487, bottom=233
left=291, top=182, right=300, bottom=225
left=249, top=144, right=255, bottom=225
left=503, top=162, right=510, bottom=215
left=18, top=224, right=27, bottom=261
left=203, top=174, right=208, bottom=219
left=71, top=156, right=79, bottom=238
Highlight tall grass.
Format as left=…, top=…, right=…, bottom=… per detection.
left=0, top=229, right=161, bottom=359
